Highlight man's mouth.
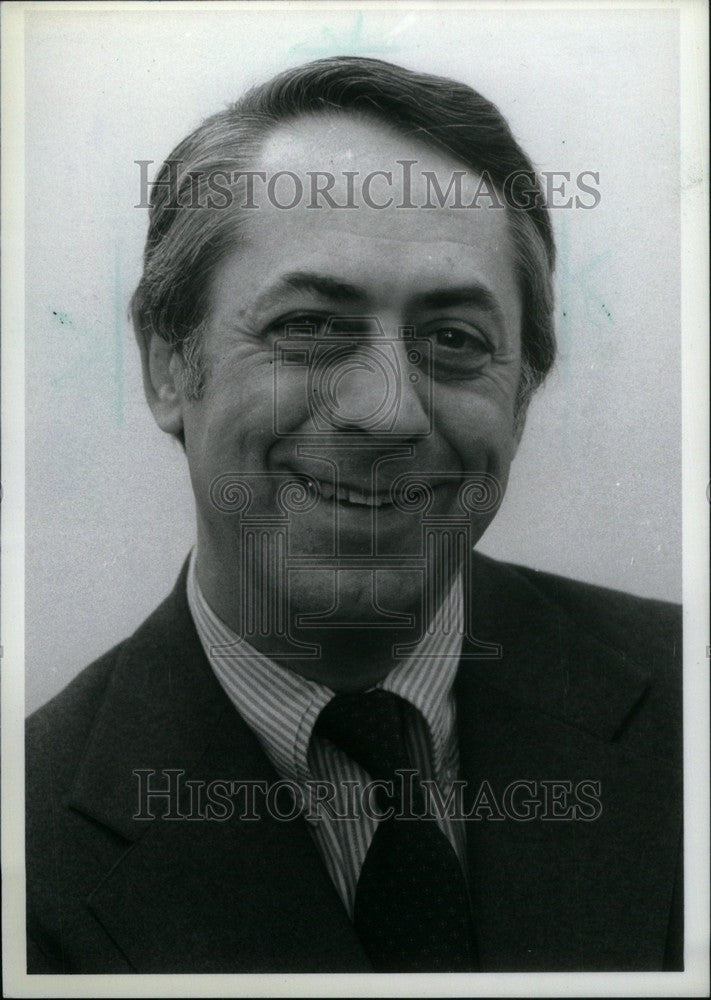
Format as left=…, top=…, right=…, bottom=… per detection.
left=304, top=476, right=394, bottom=509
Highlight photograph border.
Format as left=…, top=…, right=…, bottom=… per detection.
left=2, top=1, right=708, bottom=996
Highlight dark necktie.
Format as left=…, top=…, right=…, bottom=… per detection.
left=314, top=689, right=476, bottom=972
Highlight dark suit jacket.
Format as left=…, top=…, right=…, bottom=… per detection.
left=26, top=553, right=683, bottom=973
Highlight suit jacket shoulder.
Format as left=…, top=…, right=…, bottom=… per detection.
left=25, top=555, right=683, bottom=973
left=27, top=641, right=124, bottom=791
left=454, top=554, right=683, bottom=971
left=510, top=559, right=681, bottom=654
left=25, top=564, right=370, bottom=973
left=481, top=557, right=682, bottom=765
left=26, top=641, right=126, bottom=971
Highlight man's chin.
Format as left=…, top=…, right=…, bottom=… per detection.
left=288, top=568, right=426, bottom=632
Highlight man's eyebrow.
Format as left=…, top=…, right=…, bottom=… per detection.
left=411, top=284, right=504, bottom=317
left=254, top=271, right=368, bottom=311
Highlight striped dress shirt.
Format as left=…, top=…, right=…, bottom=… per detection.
left=186, top=548, right=467, bottom=915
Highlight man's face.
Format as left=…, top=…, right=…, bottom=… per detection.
left=180, top=114, right=523, bottom=625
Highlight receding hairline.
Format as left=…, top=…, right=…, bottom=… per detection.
left=133, top=55, right=556, bottom=417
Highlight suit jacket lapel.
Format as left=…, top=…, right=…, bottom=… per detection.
left=455, top=554, right=681, bottom=971
left=69, top=563, right=371, bottom=972
left=67, top=555, right=680, bottom=971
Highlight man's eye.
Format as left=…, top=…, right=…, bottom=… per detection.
left=428, top=325, right=491, bottom=372
left=435, top=327, right=479, bottom=350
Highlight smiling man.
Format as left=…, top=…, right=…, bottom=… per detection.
left=26, top=57, right=682, bottom=974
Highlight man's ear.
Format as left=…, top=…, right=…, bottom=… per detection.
left=134, top=327, right=185, bottom=437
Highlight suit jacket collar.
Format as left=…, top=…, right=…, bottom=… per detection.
left=69, top=559, right=372, bottom=971
left=454, top=554, right=680, bottom=970
left=68, top=553, right=679, bottom=972
left=70, top=553, right=651, bottom=840
left=70, top=558, right=229, bottom=842
left=457, top=551, right=651, bottom=741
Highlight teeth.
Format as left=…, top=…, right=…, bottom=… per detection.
left=347, top=486, right=388, bottom=507
left=305, top=478, right=391, bottom=508
left=348, top=487, right=369, bottom=506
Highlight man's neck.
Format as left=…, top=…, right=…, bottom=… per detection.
left=193, top=535, right=460, bottom=693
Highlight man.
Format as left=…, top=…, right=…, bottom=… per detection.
left=26, top=56, right=682, bottom=973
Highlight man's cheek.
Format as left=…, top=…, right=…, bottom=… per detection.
left=271, top=368, right=312, bottom=438
left=203, top=370, right=277, bottom=440
left=435, top=401, right=506, bottom=468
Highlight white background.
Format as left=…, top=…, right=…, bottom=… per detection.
left=24, top=4, right=682, bottom=713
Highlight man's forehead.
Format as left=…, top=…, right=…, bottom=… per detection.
left=256, top=110, right=494, bottom=206
left=227, top=113, right=516, bottom=282
left=213, top=210, right=519, bottom=325
left=258, top=110, right=447, bottom=168
left=204, top=112, right=521, bottom=333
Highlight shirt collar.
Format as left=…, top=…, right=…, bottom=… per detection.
left=186, top=547, right=464, bottom=781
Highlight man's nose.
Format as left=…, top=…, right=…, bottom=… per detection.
left=312, top=341, right=430, bottom=437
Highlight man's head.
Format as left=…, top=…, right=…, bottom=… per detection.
left=131, top=57, right=557, bottom=671
left=133, top=57, right=555, bottom=415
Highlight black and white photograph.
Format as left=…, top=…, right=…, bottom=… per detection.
left=1, top=0, right=708, bottom=995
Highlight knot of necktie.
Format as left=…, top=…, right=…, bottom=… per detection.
left=315, top=688, right=412, bottom=778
